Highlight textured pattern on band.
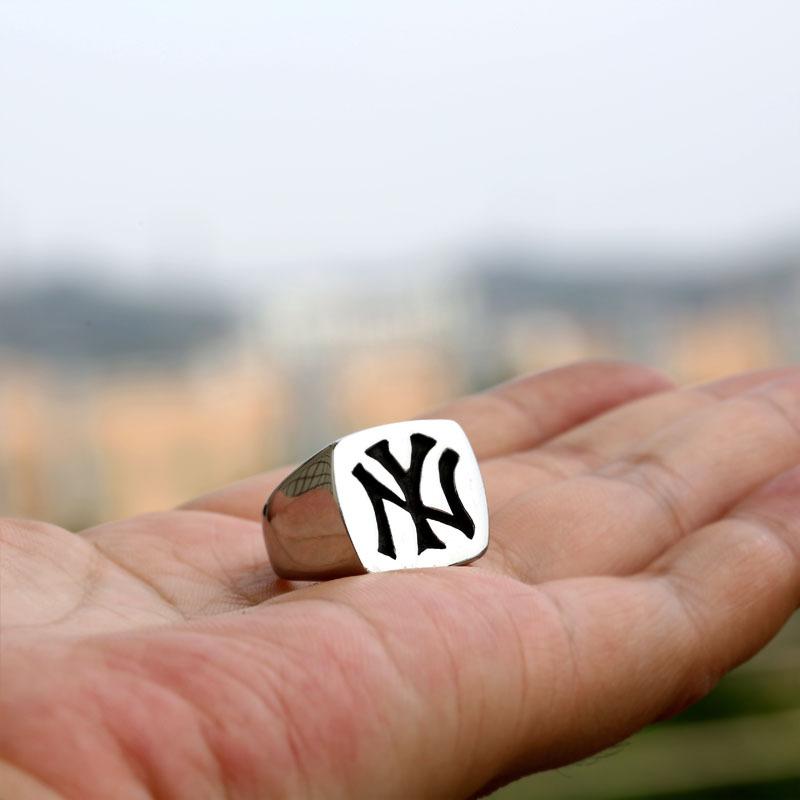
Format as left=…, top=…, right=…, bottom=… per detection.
left=280, top=445, right=334, bottom=497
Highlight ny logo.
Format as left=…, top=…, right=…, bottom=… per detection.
left=351, top=432, right=475, bottom=560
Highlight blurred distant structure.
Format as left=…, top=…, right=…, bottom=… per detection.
left=265, top=244, right=800, bottom=451
left=0, top=281, right=236, bottom=366
left=1, top=244, right=799, bottom=528
left=462, top=245, right=800, bottom=384
left=0, top=281, right=288, bottom=527
left=262, top=268, right=466, bottom=454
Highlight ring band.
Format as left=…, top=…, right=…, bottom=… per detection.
left=262, top=419, right=489, bottom=580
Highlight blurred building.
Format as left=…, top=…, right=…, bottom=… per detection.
left=0, top=283, right=289, bottom=528
left=463, top=245, right=800, bottom=384
left=263, top=245, right=800, bottom=451
left=261, top=265, right=466, bottom=454
left=1, top=245, right=798, bottom=527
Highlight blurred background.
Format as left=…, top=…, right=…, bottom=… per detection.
left=1, top=1, right=798, bottom=797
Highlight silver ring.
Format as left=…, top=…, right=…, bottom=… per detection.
left=262, top=419, right=489, bottom=580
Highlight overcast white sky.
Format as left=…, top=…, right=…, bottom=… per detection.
left=1, top=1, right=799, bottom=287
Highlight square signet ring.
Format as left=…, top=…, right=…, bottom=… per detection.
left=262, top=419, right=489, bottom=580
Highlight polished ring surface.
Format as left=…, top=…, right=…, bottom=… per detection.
left=262, top=419, right=489, bottom=580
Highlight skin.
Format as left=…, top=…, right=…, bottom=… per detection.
left=1, top=359, right=799, bottom=799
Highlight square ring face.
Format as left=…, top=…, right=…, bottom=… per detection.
left=332, top=419, right=489, bottom=573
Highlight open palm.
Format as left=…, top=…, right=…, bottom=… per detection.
left=2, top=361, right=799, bottom=799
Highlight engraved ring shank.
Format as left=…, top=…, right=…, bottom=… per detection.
left=262, top=420, right=490, bottom=580
left=263, top=445, right=363, bottom=580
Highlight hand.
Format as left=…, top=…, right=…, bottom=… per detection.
left=2, top=361, right=799, bottom=799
